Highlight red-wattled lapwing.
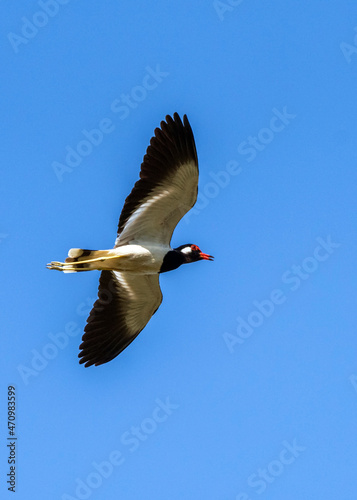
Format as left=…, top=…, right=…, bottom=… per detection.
left=47, top=113, right=213, bottom=367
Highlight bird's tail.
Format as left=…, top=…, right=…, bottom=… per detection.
left=47, top=248, right=119, bottom=273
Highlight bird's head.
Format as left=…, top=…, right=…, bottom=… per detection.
left=176, top=244, right=214, bottom=263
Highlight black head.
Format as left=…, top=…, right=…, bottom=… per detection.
left=160, top=244, right=214, bottom=273
left=175, top=244, right=214, bottom=264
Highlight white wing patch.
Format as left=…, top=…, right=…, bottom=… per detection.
left=118, top=191, right=170, bottom=239
left=79, top=270, right=163, bottom=366
left=116, top=160, right=198, bottom=246
left=112, top=271, right=162, bottom=332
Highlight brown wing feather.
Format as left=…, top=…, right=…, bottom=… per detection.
left=116, top=113, right=198, bottom=243
left=79, top=270, right=163, bottom=367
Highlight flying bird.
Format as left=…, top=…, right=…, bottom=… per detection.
left=48, top=113, right=213, bottom=367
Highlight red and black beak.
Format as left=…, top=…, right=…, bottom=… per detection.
left=199, top=252, right=214, bottom=261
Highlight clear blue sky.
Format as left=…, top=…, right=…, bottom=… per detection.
left=1, top=1, right=357, bottom=499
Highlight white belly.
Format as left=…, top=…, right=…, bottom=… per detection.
left=110, top=243, right=170, bottom=273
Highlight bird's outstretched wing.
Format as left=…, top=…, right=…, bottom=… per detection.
left=79, top=270, right=163, bottom=367
left=116, top=113, right=198, bottom=246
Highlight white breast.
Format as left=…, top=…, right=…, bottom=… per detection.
left=112, top=243, right=170, bottom=273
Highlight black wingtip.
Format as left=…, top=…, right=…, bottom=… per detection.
left=165, top=112, right=190, bottom=126
left=117, top=112, right=198, bottom=236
